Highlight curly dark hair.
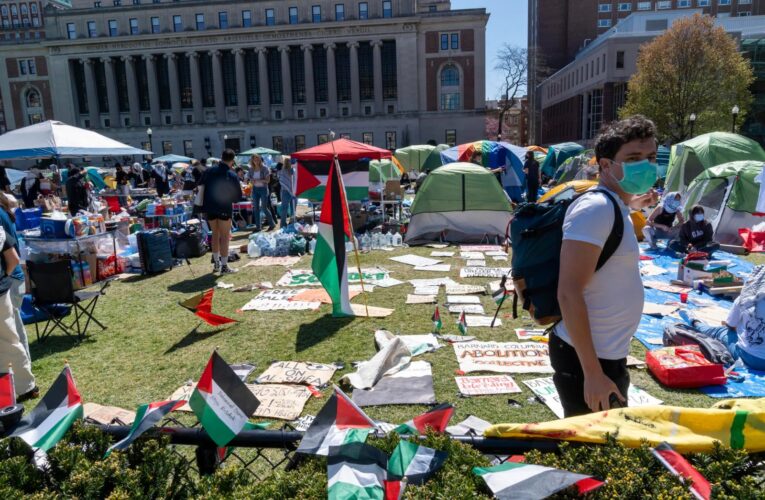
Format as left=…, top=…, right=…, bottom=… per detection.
left=594, top=115, right=657, bottom=161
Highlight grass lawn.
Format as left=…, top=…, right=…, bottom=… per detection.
left=26, top=232, right=744, bottom=427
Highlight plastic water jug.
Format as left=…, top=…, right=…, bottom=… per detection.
left=392, top=231, right=403, bottom=246
left=248, top=240, right=261, bottom=258
left=309, top=238, right=317, bottom=253
left=383, top=232, right=393, bottom=247
left=360, top=233, right=371, bottom=251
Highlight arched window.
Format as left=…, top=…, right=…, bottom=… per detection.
left=24, top=87, right=43, bottom=124
left=27, top=89, right=40, bottom=107
left=10, top=5, right=17, bottom=16
left=20, top=4, right=28, bottom=15
left=1, top=6, right=8, bottom=16
left=439, top=64, right=462, bottom=111
left=30, top=3, right=38, bottom=14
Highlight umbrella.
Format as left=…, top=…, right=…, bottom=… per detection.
left=153, top=154, right=193, bottom=163
left=239, top=147, right=282, bottom=156
left=0, top=120, right=151, bottom=161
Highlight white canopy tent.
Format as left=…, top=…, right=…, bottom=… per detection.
left=0, top=120, right=151, bottom=161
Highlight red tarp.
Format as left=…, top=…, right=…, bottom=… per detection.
left=290, top=138, right=392, bottom=162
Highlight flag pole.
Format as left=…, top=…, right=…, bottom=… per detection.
left=328, top=131, right=369, bottom=317
left=490, top=275, right=508, bottom=328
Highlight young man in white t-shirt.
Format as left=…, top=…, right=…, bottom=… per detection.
left=553, top=115, right=659, bottom=417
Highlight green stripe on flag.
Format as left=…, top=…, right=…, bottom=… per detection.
left=189, top=390, right=237, bottom=447
left=342, top=428, right=372, bottom=445
left=313, top=233, right=351, bottom=317
left=299, top=186, right=369, bottom=202
left=328, top=482, right=384, bottom=500
left=35, top=404, right=83, bottom=452
left=730, top=410, right=748, bottom=449
left=387, top=440, right=419, bottom=478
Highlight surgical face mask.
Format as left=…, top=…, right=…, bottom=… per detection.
left=664, top=197, right=681, bottom=213
left=693, top=214, right=705, bottom=223
left=609, top=159, right=658, bottom=195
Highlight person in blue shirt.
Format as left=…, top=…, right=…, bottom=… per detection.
left=0, top=194, right=30, bottom=361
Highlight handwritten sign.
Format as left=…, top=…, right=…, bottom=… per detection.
left=466, top=260, right=486, bottom=267
left=460, top=252, right=485, bottom=259
left=83, top=403, right=136, bottom=425
left=277, top=268, right=389, bottom=287
left=243, top=256, right=302, bottom=267
left=414, top=285, right=440, bottom=295
left=465, top=315, right=502, bottom=327
left=448, top=304, right=486, bottom=314
left=460, top=245, right=503, bottom=252
left=431, top=251, right=455, bottom=257
left=414, top=264, right=451, bottom=272
left=389, top=255, right=442, bottom=267
left=454, top=341, right=552, bottom=373
left=407, top=294, right=436, bottom=304
left=455, top=375, right=522, bottom=396
left=256, top=361, right=336, bottom=386
left=247, top=384, right=311, bottom=420
left=409, top=278, right=457, bottom=288
left=515, top=328, right=547, bottom=340
left=445, top=284, right=486, bottom=295
left=447, top=295, right=481, bottom=304
left=460, top=267, right=512, bottom=278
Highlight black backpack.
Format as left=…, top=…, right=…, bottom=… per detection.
left=511, top=189, right=624, bottom=325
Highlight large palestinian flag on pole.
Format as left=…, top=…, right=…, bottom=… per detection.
left=189, top=351, right=261, bottom=447
left=9, top=365, right=83, bottom=453
left=311, top=156, right=355, bottom=317
left=105, top=400, right=185, bottom=457
left=296, top=159, right=370, bottom=201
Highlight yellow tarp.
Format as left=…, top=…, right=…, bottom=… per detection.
left=485, top=398, right=765, bottom=453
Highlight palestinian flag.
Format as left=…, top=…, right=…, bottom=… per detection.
left=431, top=306, right=442, bottom=333
left=394, top=403, right=454, bottom=435
left=0, top=368, right=15, bottom=407
left=387, top=440, right=447, bottom=485
left=297, top=386, right=376, bottom=456
left=473, top=462, right=604, bottom=499
left=327, top=442, right=388, bottom=500
left=384, top=480, right=405, bottom=500
left=652, top=442, right=711, bottom=500
left=216, top=421, right=272, bottom=462
left=458, top=312, right=468, bottom=335
left=296, top=159, right=370, bottom=201
left=105, top=400, right=185, bottom=457
left=189, top=351, right=261, bottom=447
left=179, top=289, right=237, bottom=327
left=311, top=157, right=354, bottom=317
left=9, top=365, right=83, bottom=453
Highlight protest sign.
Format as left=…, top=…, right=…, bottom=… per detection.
left=492, top=256, right=508, bottom=262
left=454, top=341, right=552, bottom=373
left=247, top=384, right=311, bottom=420
left=643, top=280, right=691, bottom=293
left=369, top=277, right=404, bottom=288
left=460, top=245, right=503, bottom=252
left=455, top=375, right=522, bottom=396
left=465, top=315, right=502, bottom=327
left=407, top=294, right=436, bottom=304
left=515, top=328, right=547, bottom=340
left=243, top=256, right=302, bottom=267
left=466, top=260, right=486, bottom=267
left=350, top=304, right=394, bottom=317
left=276, top=268, right=389, bottom=287
left=460, top=267, right=512, bottom=278
left=414, top=285, right=440, bottom=295
left=414, top=264, right=451, bottom=272
left=291, top=288, right=362, bottom=304
left=168, top=382, right=196, bottom=412
left=431, top=251, right=455, bottom=257
left=389, top=255, right=442, bottom=267
left=447, top=295, right=481, bottom=304
left=409, top=277, right=457, bottom=288
left=460, top=251, right=485, bottom=259
left=256, top=361, right=336, bottom=386
left=484, top=250, right=507, bottom=257
left=241, top=290, right=321, bottom=311
left=83, top=403, right=136, bottom=425
left=230, top=363, right=257, bottom=382
left=448, top=304, right=486, bottom=314
left=445, top=283, right=486, bottom=295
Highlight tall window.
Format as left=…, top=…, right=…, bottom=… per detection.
left=359, top=2, right=368, bottom=19
left=195, top=13, right=205, bottom=30
left=272, top=136, right=284, bottom=151
left=129, top=18, right=139, bottom=35
left=173, top=15, right=182, bottom=32
left=178, top=54, right=193, bottom=108
left=312, top=5, right=321, bottom=22
left=67, top=22, right=77, bottom=39
left=108, top=19, right=118, bottom=36
left=267, top=47, right=283, bottom=105
left=313, top=45, right=328, bottom=102
left=440, top=33, right=448, bottom=50
left=87, top=20, right=97, bottom=36
left=335, top=4, right=345, bottom=21
left=451, top=33, right=459, bottom=50
left=335, top=44, right=351, bottom=102
left=385, top=131, right=396, bottom=149
left=265, top=8, right=275, bottom=25
left=73, top=62, right=88, bottom=114
left=289, top=46, right=306, bottom=104
left=136, top=57, right=150, bottom=111
left=218, top=12, right=228, bottom=29
left=295, top=135, right=306, bottom=151
left=381, top=40, right=397, bottom=99
left=244, top=49, right=260, bottom=105
left=362, top=132, right=373, bottom=145
left=157, top=56, right=171, bottom=110
left=289, top=6, right=298, bottom=24
left=598, top=3, right=611, bottom=12
left=199, top=52, right=215, bottom=107
left=382, top=0, right=392, bottom=18
left=242, top=10, right=252, bottom=27
left=151, top=16, right=160, bottom=33
left=439, top=64, right=460, bottom=111
left=222, top=51, right=237, bottom=106
left=358, top=42, right=374, bottom=100
left=94, top=59, right=109, bottom=113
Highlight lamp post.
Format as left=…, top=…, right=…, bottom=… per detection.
left=146, top=128, right=153, bottom=158
left=223, top=134, right=228, bottom=151
left=732, top=105, right=740, bottom=133
left=689, top=113, right=696, bottom=138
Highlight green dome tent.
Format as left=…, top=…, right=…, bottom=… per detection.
left=404, top=162, right=513, bottom=244
left=683, top=160, right=765, bottom=245
left=552, top=149, right=596, bottom=184
left=540, top=142, right=584, bottom=178
left=369, top=159, right=400, bottom=184
left=665, top=132, right=765, bottom=192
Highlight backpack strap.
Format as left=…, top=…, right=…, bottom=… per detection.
left=578, top=189, right=625, bottom=271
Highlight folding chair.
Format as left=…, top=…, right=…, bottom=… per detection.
left=27, top=260, right=110, bottom=342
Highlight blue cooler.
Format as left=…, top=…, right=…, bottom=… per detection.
left=14, top=208, right=42, bottom=231
left=40, top=217, right=69, bottom=239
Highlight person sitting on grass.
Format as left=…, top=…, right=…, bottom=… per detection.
left=642, top=191, right=684, bottom=249
left=668, top=205, right=719, bottom=257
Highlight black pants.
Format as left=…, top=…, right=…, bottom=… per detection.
left=527, top=184, right=539, bottom=203
left=668, top=239, right=720, bottom=257
left=548, top=331, right=630, bottom=418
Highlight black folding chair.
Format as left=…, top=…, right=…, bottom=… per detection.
left=27, top=260, right=109, bottom=342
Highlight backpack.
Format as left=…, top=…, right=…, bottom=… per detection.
left=511, top=189, right=624, bottom=325
left=662, top=323, right=735, bottom=366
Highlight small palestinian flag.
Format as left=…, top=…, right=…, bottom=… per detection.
left=394, top=403, right=454, bottom=435
left=458, top=312, right=468, bottom=335
left=652, top=442, right=711, bottom=500
left=9, top=365, right=83, bottom=453
left=384, top=480, right=405, bottom=500
left=492, top=287, right=508, bottom=305
left=179, top=289, right=237, bottom=327
left=189, top=351, right=260, bottom=447
left=216, top=421, right=272, bottom=462
left=388, top=440, right=447, bottom=485
left=0, top=367, right=15, bottom=407
left=297, top=386, right=376, bottom=456
left=327, top=442, right=388, bottom=500
left=105, top=400, right=185, bottom=457
left=473, top=462, right=604, bottom=499
left=431, top=306, right=442, bottom=333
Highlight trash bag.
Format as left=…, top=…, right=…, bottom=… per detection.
left=289, top=235, right=307, bottom=256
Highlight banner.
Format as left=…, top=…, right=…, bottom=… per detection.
left=455, top=375, right=521, bottom=396
left=454, top=341, right=552, bottom=374
left=276, top=268, right=389, bottom=287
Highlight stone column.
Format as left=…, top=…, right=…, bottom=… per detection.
left=122, top=55, right=140, bottom=127
left=211, top=50, right=226, bottom=122
left=348, top=41, right=360, bottom=115
left=81, top=58, right=99, bottom=127
left=102, top=56, right=120, bottom=128
left=142, top=54, right=161, bottom=126
left=302, top=44, right=315, bottom=118
left=372, top=40, right=383, bottom=114
left=257, top=47, right=270, bottom=118
left=279, top=45, right=293, bottom=118
left=234, top=48, right=248, bottom=122
left=324, top=43, right=337, bottom=117
left=164, top=53, right=182, bottom=125
left=187, top=52, right=203, bottom=123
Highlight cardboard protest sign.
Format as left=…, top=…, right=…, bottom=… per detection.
left=446, top=295, right=481, bottom=304
left=460, top=251, right=485, bottom=260
left=431, top=251, right=455, bottom=257
left=454, top=341, right=552, bottom=374
left=448, top=304, right=486, bottom=314
left=276, top=268, right=389, bottom=287
left=492, top=255, right=508, bottom=262
left=414, top=286, right=440, bottom=295
left=241, top=289, right=321, bottom=311
left=409, top=278, right=457, bottom=288
left=168, top=382, right=196, bottom=412
left=414, top=264, right=451, bottom=272
left=643, top=280, right=691, bottom=293
left=515, top=328, right=547, bottom=340
left=465, top=315, right=502, bottom=327
left=389, top=255, right=442, bottom=267
left=247, top=384, right=311, bottom=420
left=83, top=403, right=136, bottom=425
left=484, top=250, right=508, bottom=257
left=350, top=304, right=394, bottom=317
left=466, top=260, right=486, bottom=267
left=460, top=245, right=503, bottom=252
left=352, top=361, right=436, bottom=407
left=369, top=277, right=404, bottom=288
left=455, top=375, right=522, bottom=396
left=407, top=294, right=436, bottom=304
left=256, top=361, right=336, bottom=387
left=291, top=288, right=363, bottom=304
left=643, top=302, right=679, bottom=317
left=243, top=256, right=302, bottom=267
left=460, top=267, right=512, bottom=279
left=232, top=282, right=273, bottom=292
left=445, top=283, right=486, bottom=295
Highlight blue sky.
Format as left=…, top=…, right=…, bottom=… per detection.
left=451, top=0, right=528, bottom=99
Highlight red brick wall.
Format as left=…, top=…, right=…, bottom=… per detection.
left=6, top=59, right=18, bottom=79
left=10, top=80, right=53, bottom=127
left=425, top=32, right=438, bottom=54
left=425, top=56, right=475, bottom=111
left=541, top=94, right=582, bottom=144
left=34, top=56, right=48, bottom=77
left=461, top=29, right=474, bottom=52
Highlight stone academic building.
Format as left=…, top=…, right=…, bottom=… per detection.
left=0, top=0, right=487, bottom=158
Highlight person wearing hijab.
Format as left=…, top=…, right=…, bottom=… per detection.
left=20, top=168, right=42, bottom=208
left=115, top=163, right=130, bottom=206
left=129, top=162, right=144, bottom=188
left=669, top=205, right=719, bottom=256
left=642, top=191, right=684, bottom=249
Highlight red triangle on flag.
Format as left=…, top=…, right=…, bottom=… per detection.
left=296, top=162, right=322, bottom=196
left=334, top=387, right=375, bottom=429
left=196, top=353, right=215, bottom=394
left=0, top=372, right=14, bottom=407
left=65, top=366, right=81, bottom=407
left=412, top=404, right=454, bottom=434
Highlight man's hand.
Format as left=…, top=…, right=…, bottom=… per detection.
left=583, top=371, right=625, bottom=412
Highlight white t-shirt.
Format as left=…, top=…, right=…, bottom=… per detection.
left=726, top=292, right=765, bottom=359
left=554, top=188, right=644, bottom=359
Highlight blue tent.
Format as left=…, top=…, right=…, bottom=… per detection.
left=440, top=140, right=526, bottom=202
left=540, top=142, right=585, bottom=178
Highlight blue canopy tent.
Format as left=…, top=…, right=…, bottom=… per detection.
left=152, top=154, right=193, bottom=163
left=441, top=140, right=526, bottom=202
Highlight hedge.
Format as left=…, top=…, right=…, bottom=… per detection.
left=0, top=423, right=763, bottom=499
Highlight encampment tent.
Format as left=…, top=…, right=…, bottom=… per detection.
left=683, top=160, right=765, bottom=245
left=394, top=144, right=448, bottom=173
left=404, top=162, right=513, bottom=244
left=540, top=142, right=584, bottom=179
left=441, top=141, right=526, bottom=202
left=552, top=150, right=596, bottom=184
left=665, top=132, right=765, bottom=192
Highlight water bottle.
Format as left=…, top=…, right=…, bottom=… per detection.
left=248, top=240, right=261, bottom=258
left=270, top=193, right=278, bottom=207
left=371, top=232, right=380, bottom=249
left=309, top=238, right=317, bottom=253
left=392, top=231, right=403, bottom=246
left=360, top=233, right=370, bottom=252
left=383, top=232, right=393, bottom=247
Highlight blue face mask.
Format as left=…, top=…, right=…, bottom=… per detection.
left=611, top=159, right=658, bottom=195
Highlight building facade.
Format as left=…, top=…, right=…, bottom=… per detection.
left=0, top=0, right=487, bottom=158
left=528, top=0, right=765, bottom=144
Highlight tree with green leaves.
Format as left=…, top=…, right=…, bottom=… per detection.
left=621, top=14, right=754, bottom=143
